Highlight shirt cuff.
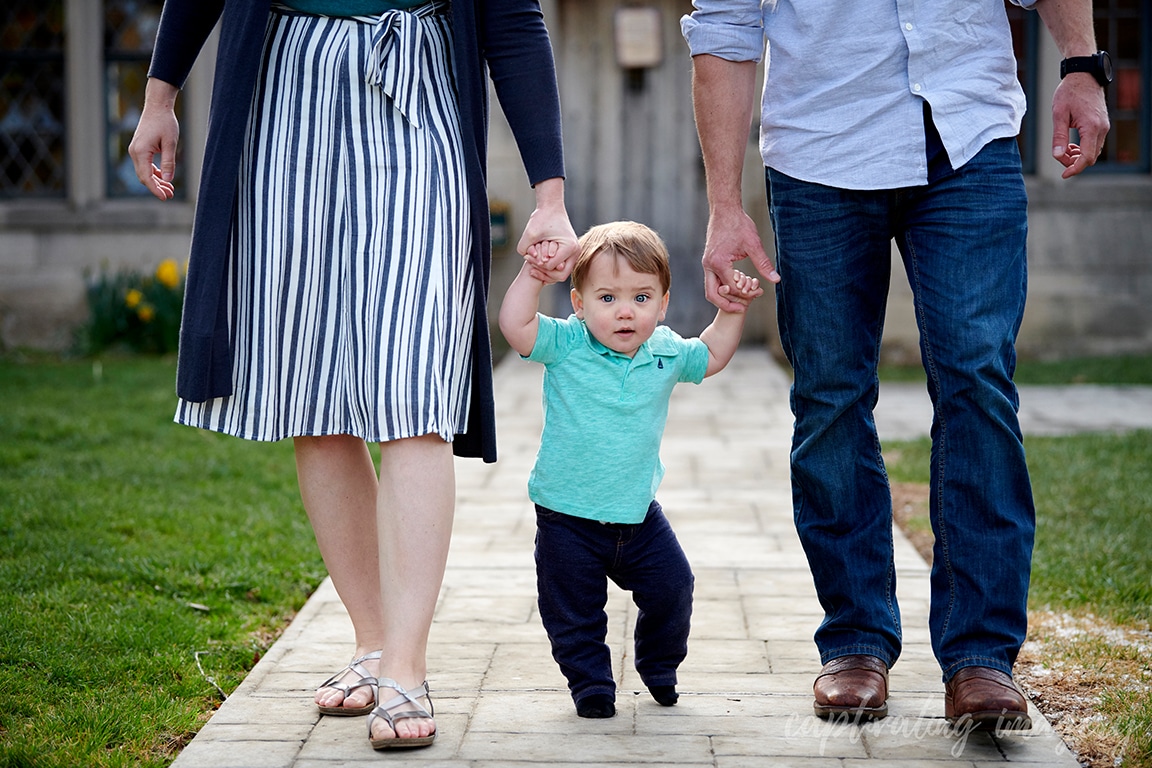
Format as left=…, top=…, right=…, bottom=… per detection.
left=680, top=12, right=764, bottom=63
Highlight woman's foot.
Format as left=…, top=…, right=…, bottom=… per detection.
left=368, top=678, right=436, bottom=749
left=316, top=650, right=381, bottom=716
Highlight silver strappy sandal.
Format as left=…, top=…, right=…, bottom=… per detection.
left=316, top=650, right=381, bottom=716
left=367, top=678, right=436, bottom=749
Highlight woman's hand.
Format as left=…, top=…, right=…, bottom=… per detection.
left=516, top=177, right=579, bottom=284
left=128, top=78, right=181, bottom=201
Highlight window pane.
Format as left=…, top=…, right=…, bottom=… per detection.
left=0, top=2, right=67, bottom=199
left=1116, top=14, right=1141, bottom=59
left=105, top=0, right=180, bottom=198
left=1092, top=0, right=1148, bottom=171
left=1114, top=118, right=1142, bottom=164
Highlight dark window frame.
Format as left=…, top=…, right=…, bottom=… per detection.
left=1089, top=0, right=1151, bottom=173
left=0, top=2, right=68, bottom=200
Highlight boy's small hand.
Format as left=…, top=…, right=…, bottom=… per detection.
left=716, top=269, right=762, bottom=311
left=526, top=240, right=559, bottom=263
left=525, top=240, right=571, bottom=285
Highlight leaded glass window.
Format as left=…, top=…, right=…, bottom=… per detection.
left=0, top=2, right=67, bottom=199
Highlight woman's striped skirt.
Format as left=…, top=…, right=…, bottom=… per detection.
left=176, top=3, right=474, bottom=444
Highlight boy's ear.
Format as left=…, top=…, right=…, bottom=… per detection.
left=570, top=288, right=584, bottom=319
left=658, top=291, right=670, bottom=321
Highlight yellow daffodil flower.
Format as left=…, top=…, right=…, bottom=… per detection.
left=156, top=259, right=181, bottom=289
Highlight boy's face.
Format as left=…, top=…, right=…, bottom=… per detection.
left=571, top=251, right=669, bottom=358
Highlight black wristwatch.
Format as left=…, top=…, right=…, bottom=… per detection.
left=1060, top=50, right=1113, bottom=87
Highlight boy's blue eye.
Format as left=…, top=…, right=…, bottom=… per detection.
left=636, top=294, right=649, bottom=303
left=599, top=295, right=614, bottom=303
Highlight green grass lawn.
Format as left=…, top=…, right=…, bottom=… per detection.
left=878, top=352, right=1152, bottom=623
left=884, top=432, right=1152, bottom=625
left=0, top=357, right=325, bottom=768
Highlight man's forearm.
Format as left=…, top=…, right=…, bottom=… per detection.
left=1034, top=0, right=1098, bottom=57
left=691, top=55, right=759, bottom=211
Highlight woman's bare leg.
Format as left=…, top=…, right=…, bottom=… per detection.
left=370, top=433, right=455, bottom=742
left=294, top=434, right=386, bottom=711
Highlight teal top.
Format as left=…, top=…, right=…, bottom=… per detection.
left=525, top=314, right=709, bottom=524
left=280, top=0, right=426, bottom=16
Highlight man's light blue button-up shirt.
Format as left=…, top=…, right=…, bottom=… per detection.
left=681, top=0, right=1035, bottom=190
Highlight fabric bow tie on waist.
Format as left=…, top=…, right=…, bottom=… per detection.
left=364, top=5, right=442, bottom=128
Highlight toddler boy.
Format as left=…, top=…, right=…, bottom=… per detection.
left=498, top=220, right=760, bottom=717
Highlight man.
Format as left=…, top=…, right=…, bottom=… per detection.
left=681, top=0, right=1109, bottom=729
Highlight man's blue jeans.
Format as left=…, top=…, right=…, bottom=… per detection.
left=767, top=137, right=1035, bottom=682
left=535, top=500, right=693, bottom=705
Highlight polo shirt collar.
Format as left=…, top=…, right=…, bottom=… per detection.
left=580, top=320, right=680, bottom=366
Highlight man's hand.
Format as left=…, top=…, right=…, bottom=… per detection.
left=1034, top=0, right=1111, bottom=179
left=1051, top=72, right=1110, bottom=179
left=703, top=204, right=777, bottom=312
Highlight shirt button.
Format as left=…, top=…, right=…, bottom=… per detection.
left=905, top=22, right=913, bottom=31
left=913, top=83, right=922, bottom=92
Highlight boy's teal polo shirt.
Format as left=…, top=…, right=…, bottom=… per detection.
left=525, top=314, right=709, bottom=524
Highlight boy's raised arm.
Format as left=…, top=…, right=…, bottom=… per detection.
left=699, top=269, right=759, bottom=378
left=499, top=263, right=547, bottom=358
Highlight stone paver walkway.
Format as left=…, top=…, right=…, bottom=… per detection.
left=875, top=380, right=1152, bottom=440
left=167, top=347, right=1136, bottom=767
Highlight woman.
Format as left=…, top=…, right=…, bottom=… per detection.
left=129, top=0, right=577, bottom=749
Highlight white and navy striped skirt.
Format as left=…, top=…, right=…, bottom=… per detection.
left=177, top=2, right=474, bottom=444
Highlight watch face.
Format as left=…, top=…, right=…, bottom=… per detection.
left=1099, top=51, right=1114, bottom=82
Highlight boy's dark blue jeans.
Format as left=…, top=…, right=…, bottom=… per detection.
left=534, top=499, right=694, bottom=707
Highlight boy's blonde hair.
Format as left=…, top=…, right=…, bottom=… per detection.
left=572, top=221, right=672, bottom=295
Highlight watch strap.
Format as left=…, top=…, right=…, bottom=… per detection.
left=1060, top=52, right=1112, bottom=87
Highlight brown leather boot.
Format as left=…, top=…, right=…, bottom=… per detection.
left=945, top=666, right=1032, bottom=731
left=813, top=654, right=889, bottom=721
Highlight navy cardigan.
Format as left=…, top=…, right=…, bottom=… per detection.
left=149, top=0, right=565, bottom=462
